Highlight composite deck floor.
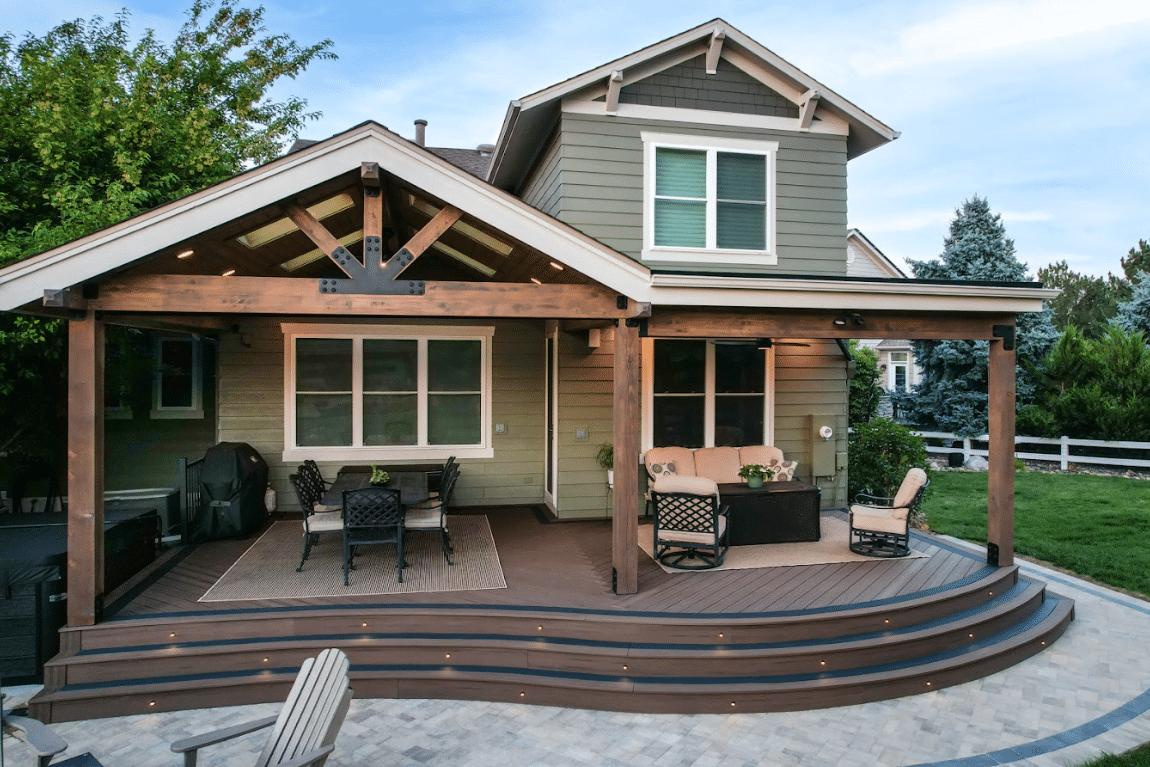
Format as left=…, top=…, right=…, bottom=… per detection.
left=107, top=507, right=987, bottom=620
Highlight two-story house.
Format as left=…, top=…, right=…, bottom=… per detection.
left=0, top=19, right=1066, bottom=720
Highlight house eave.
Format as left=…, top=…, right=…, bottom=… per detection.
left=649, top=273, right=1057, bottom=314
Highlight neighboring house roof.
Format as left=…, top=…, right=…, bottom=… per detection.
left=875, top=338, right=912, bottom=350
left=427, top=147, right=493, bottom=179
left=488, top=18, right=900, bottom=191
left=847, top=229, right=906, bottom=279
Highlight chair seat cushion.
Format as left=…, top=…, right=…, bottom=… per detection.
left=305, top=512, right=344, bottom=532
left=850, top=505, right=910, bottom=534
left=314, top=503, right=341, bottom=513
left=405, top=508, right=446, bottom=529
left=659, top=516, right=727, bottom=546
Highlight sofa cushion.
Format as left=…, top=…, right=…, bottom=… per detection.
left=652, top=474, right=719, bottom=499
left=644, top=447, right=697, bottom=478
left=738, top=445, right=784, bottom=468
left=693, top=446, right=742, bottom=485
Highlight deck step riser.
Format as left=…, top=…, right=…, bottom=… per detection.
left=53, top=585, right=1046, bottom=687
left=32, top=599, right=1073, bottom=721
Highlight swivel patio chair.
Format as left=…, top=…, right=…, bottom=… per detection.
left=290, top=471, right=343, bottom=572
left=342, top=486, right=405, bottom=585
left=650, top=475, right=729, bottom=570
left=405, top=461, right=459, bottom=565
left=171, top=648, right=352, bottom=767
left=849, top=467, right=930, bottom=558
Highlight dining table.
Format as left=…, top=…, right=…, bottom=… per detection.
left=324, top=465, right=436, bottom=507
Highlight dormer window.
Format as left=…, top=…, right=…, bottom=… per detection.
left=642, top=132, right=777, bottom=265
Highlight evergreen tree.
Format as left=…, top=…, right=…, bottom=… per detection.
left=1037, top=260, right=1123, bottom=338
left=1115, top=272, right=1150, bottom=337
left=891, top=196, right=1058, bottom=436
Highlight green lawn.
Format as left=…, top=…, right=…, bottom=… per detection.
left=923, top=470, right=1150, bottom=597
left=1077, top=743, right=1150, bottom=767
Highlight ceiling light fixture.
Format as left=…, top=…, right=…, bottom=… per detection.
left=530, top=277, right=542, bottom=285
left=222, top=269, right=236, bottom=277
left=833, top=311, right=864, bottom=327
left=549, top=261, right=564, bottom=271
left=176, top=250, right=194, bottom=259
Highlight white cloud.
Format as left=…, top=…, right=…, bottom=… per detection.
left=855, top=210, right=954, bottom=233
left=852, top=0, right=1150, bottom=74
left=1000, top=210, right=1054, bottom=224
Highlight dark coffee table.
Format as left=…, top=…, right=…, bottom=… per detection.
left=716, top=480, right=821, bottom=545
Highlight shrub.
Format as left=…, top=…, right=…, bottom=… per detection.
left=848, top=418, right=930, bottom=501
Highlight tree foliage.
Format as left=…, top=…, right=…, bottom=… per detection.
left=0, top=0, right=335, bottom=265
left=0, top=2, right=333, bottom=460
left=848, top=341, right=881, bottom=426
left=1037, top=260, right=1124, bottom=338
left=1018, top=326, right=1150, bottom=440
left=891, top=196, right=1058, bottom=436
left=847, top=418, right=930, bottom=502
left=1115, top=272, right=1150, bottom=338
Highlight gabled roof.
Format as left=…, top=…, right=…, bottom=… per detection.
left=488, top=18, right=899, bottom=191
left=0, top=121, right=651, bottom=312
left=847, top=229, right=907, bottom=279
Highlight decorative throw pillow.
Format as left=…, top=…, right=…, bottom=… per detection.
left=773, top=460, right=797, bottom=482
left=648, top=461, right=676, bottom=478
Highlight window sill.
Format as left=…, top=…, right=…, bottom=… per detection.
left=642, top=247, right=778, bottom=266
left=282, top=446, right=493, bottom=463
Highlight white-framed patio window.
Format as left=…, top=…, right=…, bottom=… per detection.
left=641, top=339, right=775, bottom=450
left=282, top=323, right=495, bottom=462
left=641, top=132, right=778, bottom=266
left=151, top=336, right=203, bottom=420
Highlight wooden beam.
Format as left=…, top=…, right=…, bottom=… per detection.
left=798, top=89, right=821, bottom=131
left=705, top=29, right=726, bottom=74
left=43, top=287, right=87, bottom=311
left=285, top=203, right=361, bottom=279
left=605, top=70, right=624, bottom=115
left=100, top=314, right=232, bottom=334
left=89, top=274, right=646, bottom=319
left=67, top=314, right=105, bottom=626
left=987, top=330, right=1016, bottom=567
left=399, top=205, right=462, bottom=260
left=646, top=309, right=1015, bottom=341
left=612, top=320, right=641, bottom=594
left=361, top=163, right=384, bottom=241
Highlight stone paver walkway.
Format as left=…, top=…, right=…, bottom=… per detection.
left=5, top=537, right=1149, bottom=767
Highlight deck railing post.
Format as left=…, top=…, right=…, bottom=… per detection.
left=67, top=312, right=105, bottom=625
left=612, top=320, right=641, bottom=595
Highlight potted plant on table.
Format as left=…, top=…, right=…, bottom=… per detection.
left=596, top=443, right=614, bottom=489
left=738, top=464, right=775, bottom=489
left=370, top=465, right=390, bottom=486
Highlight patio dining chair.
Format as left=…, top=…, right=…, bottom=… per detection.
left=171, top=648, right=352, bottom=767
left=849, top=467, right=930, bottom=558
left=290, top=471, right=343, bottom=572
left=405, top=461, right=459, bottom=565
left=343, top=486, right=405, bottom=585
left=650, top=475, right=729, bottom=570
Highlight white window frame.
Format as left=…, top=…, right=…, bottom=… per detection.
left=888, top=351, right=909, bottom=393
left=282, top=323, right=495, bottom=462
left=151, top=336, right=204, bottom=420
left=640, top=339, right=775, bottom=451
left=641, top=131, right=778, bottom=266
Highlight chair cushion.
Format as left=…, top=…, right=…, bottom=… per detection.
left=659, top=516, right=727, bottom=545
left=644, top=447, right=697, bottom=478
left=405, top=508, right=445, bottom=529
left=314, top=503, right=342, bottom=513
left=738, top=445, right=784, bottom=469
left=305, top=512, right=343, bottom=533
left=652, top=474, right=720, bottom=498
left=893, top=468, right=929, bottom=508
left=693, top=446, right=742, bottom=484
left=850, top=505, right=910, bottom=534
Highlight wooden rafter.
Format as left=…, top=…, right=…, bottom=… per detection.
left=361, top=163, right=384, bottom=240
left=401, top=205, right=462, bottom=260
left=646, top=309, right=1014, bottom=340
left=89, top=274, right=647, bottom=319
left=798, top=88, right=821, bottom=131
left=705, top=28, right=726, bottom=74
left=285, top=203, right=360, bottom=279
left=605, top=70, right=624, bottom=115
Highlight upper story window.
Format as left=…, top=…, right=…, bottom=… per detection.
left=151, top=336, right=204, bottom=419
left=282, top=324, right=495, bottom=462
left=642, top=132, right=778, bottom=266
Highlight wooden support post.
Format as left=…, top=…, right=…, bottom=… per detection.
left=67, top=313, right=105, bottom=626
left=612, top=320, right=641, bottom=594
left=987, top=329, right=1016, bottom=567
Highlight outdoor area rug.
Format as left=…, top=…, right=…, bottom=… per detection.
left=638, top=514, right=928, bottom=574
left=200, top=515, right=506, bottom=601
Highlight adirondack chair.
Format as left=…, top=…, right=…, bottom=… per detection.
left=2, top=709, right=69, bottom=767
left=171, top=648, right=353, bottom=767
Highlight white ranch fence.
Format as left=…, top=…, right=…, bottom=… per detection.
left=916, top=431, right=1150, bottom=472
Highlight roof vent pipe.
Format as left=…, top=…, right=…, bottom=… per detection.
left=477, top=143, right=495, bottom=156
left=414, top=119, right=427, bottom=147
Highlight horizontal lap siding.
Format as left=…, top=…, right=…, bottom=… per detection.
left=216, top=318, right=547, bottom=512
left=773, top=341, right=848, bottom=507
left=556, top=328, right=616, bottom=519
left=551, top=113, right=848, bottom=275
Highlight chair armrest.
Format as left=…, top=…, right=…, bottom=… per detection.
left=276, top=744, right=337, bottom=767
left=3, top=714, right=68, bottom=757
left=854, top=492, right=894, bottom=506
left=171, top=714, right=278, bottom=759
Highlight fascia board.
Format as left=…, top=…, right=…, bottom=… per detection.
left=649, top=274, right=1058, bottom=314
left=0, top=124, right=652, bottom=310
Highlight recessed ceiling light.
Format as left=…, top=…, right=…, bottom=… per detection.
left=176, top=250, right=194, bottom=259
left=222, top=269, right=236, bottom=277
left=549, top=261, right=564, bottom=271
left=530, top=277, right=542, bottom=285
left=237, top=193, right=355, bottom=249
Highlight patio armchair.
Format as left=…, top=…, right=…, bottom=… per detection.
left=650, top=475, right=729, bottom=570
left=171, top=648, right=352, bottom=767
left=849, top=468, right=930, bottom=558
left=290, top=472, right=343, bottom=573
left=405, top=461, right=459, bottom=565
left=342, top=487, right=405, bottom=585
left=3, top=702, right=69, bottom=767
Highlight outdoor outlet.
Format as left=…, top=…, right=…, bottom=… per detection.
left=575, top=427, right=588, bottom=441
left=495, top=423, right=506, bottom=434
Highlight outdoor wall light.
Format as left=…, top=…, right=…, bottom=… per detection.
left=833, top=311, right=865, bottom=327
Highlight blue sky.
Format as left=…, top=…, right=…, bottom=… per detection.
left=4, top=0, right=1149, bottom=278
